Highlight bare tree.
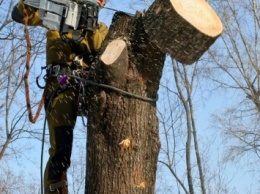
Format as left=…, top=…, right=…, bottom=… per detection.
left=0, top=1, right=47, bottom=192
left=0, top=1, right=46, bottom=160
left=157, top=59, right=209, bottom=194
left=0, top=162, right=39, bottom=194
left=207, top=0, right=260, bottom=165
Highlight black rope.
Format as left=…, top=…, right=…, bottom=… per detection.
left=39, top=72, right=157, bottom=102
left=40, top=86, right=60, bottom=194
left=103, top=6, right=135, bottom=16
left=40, top=112, right=47, bottom=194
left=68, top=74, right=158, bottom=102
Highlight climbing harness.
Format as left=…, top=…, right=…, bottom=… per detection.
left=45, top=62, right=90, bottom=116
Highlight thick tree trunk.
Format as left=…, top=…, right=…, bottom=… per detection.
left=85, top=0, right=222, bottom=193
left=143, top=0, right=223, bottom=64
left=85, top=12, right=165, bottom=194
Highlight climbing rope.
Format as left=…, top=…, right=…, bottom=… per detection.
left=103, top=6, right=134, bottom=16
left=69, top=74, right=158, bottom=102
left=23, top=5, right=44, bottom=123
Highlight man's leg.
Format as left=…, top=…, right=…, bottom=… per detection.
left=44, top=126, right=73, bottom=194
left=44, top=83, right=77, bottom=194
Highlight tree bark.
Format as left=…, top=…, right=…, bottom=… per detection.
left=85, top=12, right=165, bottom=194
left=142, top=0, right=223, bottom=64
left=85, top=0, right=223, bottom=193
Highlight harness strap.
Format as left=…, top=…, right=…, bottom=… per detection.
left=46, top=63, right=89, bottom=116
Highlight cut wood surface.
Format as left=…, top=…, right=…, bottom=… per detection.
left=172, top=0, right=222, bottom=37
left=143, top=0, right=223, bottom=64
left=100, top=39, right=127, bottom=65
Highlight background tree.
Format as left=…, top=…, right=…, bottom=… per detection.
left=206, top=0, right=260, bottom=167
left=0, top=0, right=46, bottom=192
left=156, top=0, right=260, bottom=193
left=156, top=59, right=241, bottom=194
left=0, top=0, right=46, bottom=160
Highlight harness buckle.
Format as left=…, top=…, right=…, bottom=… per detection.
left=47, top=64, right=61, bottom=77
left=73, top=55, right=83, bottom=67
left=52, top=65, right=61, bottom=76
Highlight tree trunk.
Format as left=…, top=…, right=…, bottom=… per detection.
left=85, top=12, right=165, bottom=194
left=143, top=0, right=223, bottom=64
left=85, top=0, right=222, bottom=193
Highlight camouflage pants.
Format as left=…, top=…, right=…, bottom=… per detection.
left=43, top=77, right=78, bottom=194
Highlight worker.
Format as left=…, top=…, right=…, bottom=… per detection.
left=12, top=0, right=108, bottom=193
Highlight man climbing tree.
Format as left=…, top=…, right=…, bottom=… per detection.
left=12, top=0, right=107, bottom=193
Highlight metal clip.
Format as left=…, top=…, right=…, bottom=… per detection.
left=36, top=66, right=47, bottom=89
left=52, top=65, right=61, bottom=76
left=73, top=55, right=83, bottom=67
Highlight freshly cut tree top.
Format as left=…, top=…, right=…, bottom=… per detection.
left=143, top=0, right=223, bottom=64
left=171, top=0, right=223, bottom=37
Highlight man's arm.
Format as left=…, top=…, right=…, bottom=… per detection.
left=12, top=1, right=43, bottom=26
left=88, top=22, right=108, bottom=51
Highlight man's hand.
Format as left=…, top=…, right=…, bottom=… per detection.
left=96, top=0, right=106, bottom=7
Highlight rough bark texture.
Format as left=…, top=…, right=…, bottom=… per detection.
left=85, top=12, right=165, bottom=194
left=142, top=0, right=223, bottom=64
left=85, top=0, right=222, bottom=193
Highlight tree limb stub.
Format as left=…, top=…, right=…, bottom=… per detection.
left=143, top=0, right=223, bottom=64
left=98, top=12, right=133, bottom=88
left=101, top=39, right=127, bottom=66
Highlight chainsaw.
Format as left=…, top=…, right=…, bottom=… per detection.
left=24, top=0, right=99, bottom=32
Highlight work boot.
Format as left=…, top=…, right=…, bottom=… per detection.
left=47, top=173, right=68, bottom=194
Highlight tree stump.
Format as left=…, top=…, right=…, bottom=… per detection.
left=142, top=0, right=223, bottom=64
left=86, top=12, right=165, bottom=194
